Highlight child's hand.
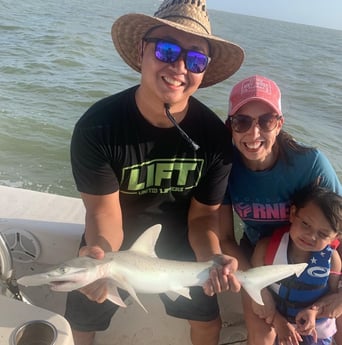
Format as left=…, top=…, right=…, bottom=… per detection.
left=295, top=308, right=318, bottom=343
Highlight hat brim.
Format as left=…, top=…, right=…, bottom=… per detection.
left=112, top=13, right=244, bottom=88
left=230, top=97, right=283, bottom=116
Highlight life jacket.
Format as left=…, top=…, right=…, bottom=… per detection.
left=265, top=227, right=334, bottom=322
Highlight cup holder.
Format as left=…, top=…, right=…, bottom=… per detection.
left=11, top=320, right=57, bottom=345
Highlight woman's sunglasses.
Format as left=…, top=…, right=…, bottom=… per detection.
left=228, top=113, right=282, bottom=133
left=144, top=37, right=211, bottom=74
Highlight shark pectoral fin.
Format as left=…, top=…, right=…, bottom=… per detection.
left=117, top=280, right=148, bottom=313
left=165, top=288, right=191, bottom=301
left=107, top=294, right=127, bottom=308
left=106, top=281, right=127, bottom=308
left=165, top=291, right=179, bottom=301
left=242, top=283, right=264, bottom=305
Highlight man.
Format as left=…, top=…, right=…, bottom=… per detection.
left=65, top=1, right=245, bottom=344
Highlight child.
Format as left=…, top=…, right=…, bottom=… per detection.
left=251, top=184, right=342, bottom=345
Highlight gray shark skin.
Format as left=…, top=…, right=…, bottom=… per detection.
left=18, top=224, right=307, bottom=312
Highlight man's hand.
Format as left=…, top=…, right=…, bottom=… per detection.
left=79, top=245, right=105, bottom=260
left=78, top=245, right=108, bottom=303
left=202, top=254, right=241, bottom=296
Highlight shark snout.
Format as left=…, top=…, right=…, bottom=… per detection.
left=17, top=266, right=90, bottom=287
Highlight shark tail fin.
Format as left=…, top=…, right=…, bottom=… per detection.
left=242, top=283, right=264, bottom=305
left=239, top=263, right=308, bottom=305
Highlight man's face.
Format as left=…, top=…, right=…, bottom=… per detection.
left=140, top=26, right=209, bottom=108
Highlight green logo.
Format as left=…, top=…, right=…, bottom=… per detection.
left=120, top=158, right=203, bottom=195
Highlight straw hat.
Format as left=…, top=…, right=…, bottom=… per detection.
left=111, top=0, right=244, bottom=88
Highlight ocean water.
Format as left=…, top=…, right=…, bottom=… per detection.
left=1, top=0, right=341, bottom=197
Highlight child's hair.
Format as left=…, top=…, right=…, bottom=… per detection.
left=292, top=184, right=342, bottom=235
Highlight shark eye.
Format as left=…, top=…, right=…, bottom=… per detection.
left=58, top=265, right=68, bottom=274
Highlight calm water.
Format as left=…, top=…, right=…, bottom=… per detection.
left=1, top=0, right=341, bottom=197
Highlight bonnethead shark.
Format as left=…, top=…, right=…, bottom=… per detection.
left=18, top=224, right=307, bottom=312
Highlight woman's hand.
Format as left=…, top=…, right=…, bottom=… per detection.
left=273, top=313, right=303, bottom=345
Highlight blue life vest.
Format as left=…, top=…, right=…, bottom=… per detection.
left=265, top=227, right=332, bottom=322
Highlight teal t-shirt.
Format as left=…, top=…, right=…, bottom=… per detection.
left=224, top=146, right=342, bottom=245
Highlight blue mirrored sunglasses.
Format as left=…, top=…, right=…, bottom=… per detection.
left=144, top=37, right=211, bottom=74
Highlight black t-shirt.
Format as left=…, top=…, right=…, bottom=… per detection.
left=71, top=86, right=233, bottom=259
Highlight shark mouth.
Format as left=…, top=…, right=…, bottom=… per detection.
left=48, top=281, right=71, bottom=286
left=48, top=280, right=82, bottom=291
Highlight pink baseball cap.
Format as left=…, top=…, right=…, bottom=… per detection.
left=228, top=75, right=282, bottom=116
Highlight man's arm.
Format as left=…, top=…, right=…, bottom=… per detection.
left=188, top=198, right=240, bottom=294
left=77, top=190, right=124, bottom=303
left=81, top=191, right=124, bottom=252
left=219, top=204, right=251, bottom=270
left=188, top=198, right=222, bottom=261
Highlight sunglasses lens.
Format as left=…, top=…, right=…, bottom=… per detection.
left=186, top=51, right=209, bottom=73
left=230, top=114, right=280, bottom=133
left=231, top=115, right=253, bottom=133
left=258, top=114, right=279, bottom=131
left=155, top=41, right=181, bottom=63
left=153, top=39, right=209, bottom=73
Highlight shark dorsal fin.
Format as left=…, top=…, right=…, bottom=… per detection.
left=129, top=224, right=162, bottom=257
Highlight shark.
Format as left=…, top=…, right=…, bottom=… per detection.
left=18, top=224, right=307, bottom=312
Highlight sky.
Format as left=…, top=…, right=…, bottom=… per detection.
left=207, top=0, right=342, bottom=31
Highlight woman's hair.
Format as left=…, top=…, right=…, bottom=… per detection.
left=276, top=130, right=313, bottom=165
left=292, top=184, right=342, bottom=235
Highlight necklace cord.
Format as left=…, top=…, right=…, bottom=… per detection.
left=164, top=103, right=199, bottom=151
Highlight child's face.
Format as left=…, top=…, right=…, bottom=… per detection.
left=289, top=201, right=338, bottom=252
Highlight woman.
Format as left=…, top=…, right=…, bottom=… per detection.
left=219, top=75, right=342, bottom=345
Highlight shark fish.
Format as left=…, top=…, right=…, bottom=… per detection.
left=18, top=224, right=307, bottom=312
